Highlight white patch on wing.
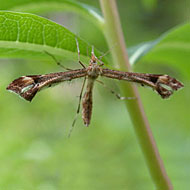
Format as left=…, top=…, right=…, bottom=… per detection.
left=21, top=84, right=34, bottom=93
left=21, top=76, right=34, bottom=82
left=160, top=83, right=173, bottom=91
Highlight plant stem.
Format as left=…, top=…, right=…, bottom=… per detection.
left=99, top=0, right=173, bottom=189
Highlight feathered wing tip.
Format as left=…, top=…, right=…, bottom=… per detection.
left=154, top=75, right=184, bottom=99
left=6, top=76, right=40, bottom=102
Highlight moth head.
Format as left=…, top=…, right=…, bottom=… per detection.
left=90, top=46, right=105, bottom=68
left=90, top=46, right=98, bottom=64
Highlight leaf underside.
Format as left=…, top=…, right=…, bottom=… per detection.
left=0, top=11, right=105, bottom=65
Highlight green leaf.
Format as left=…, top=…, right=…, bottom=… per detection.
left=0, top=0, right=104, bottom=30
left=0, top=11, right=104, bottom=64
left=128, top=39, right=160, bottom=65
left=129, top=23, right=190, bottom=79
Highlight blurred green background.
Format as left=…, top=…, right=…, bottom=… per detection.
left=0, top=0, right=189, bottom=189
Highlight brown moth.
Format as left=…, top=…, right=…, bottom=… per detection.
left=7, top=48, right=184, bottom=126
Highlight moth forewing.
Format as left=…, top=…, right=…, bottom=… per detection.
left=7, top=69, right=87, bottom=102
left=101, top=69, right=184, bottom=99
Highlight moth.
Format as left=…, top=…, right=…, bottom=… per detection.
left=7, top=47, right=184, bottom=127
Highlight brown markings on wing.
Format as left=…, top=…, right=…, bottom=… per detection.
left=101, top=69, right=184, bottom=99
left=7, top=69, right=87, bottom=102
left=7, top=76, right=40, bottom=101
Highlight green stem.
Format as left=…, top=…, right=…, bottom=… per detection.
left=99, top=0, right=173, bottom=189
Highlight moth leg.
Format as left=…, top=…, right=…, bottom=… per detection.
left=96, top=80, right=136, bottom=100
left=68, top=77, right=87, bottom=137
left=75, top=38, right=86, bottom=68
left=44, top=51, right=73, bottom=71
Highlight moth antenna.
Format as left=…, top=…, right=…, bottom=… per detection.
left=75, top=37, right=86, bottom=68
left=91, top=46, right=95, bottom=55
left=75, top=37, right=80, bottom=62
left=98, top=42, right=118, bottom=60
